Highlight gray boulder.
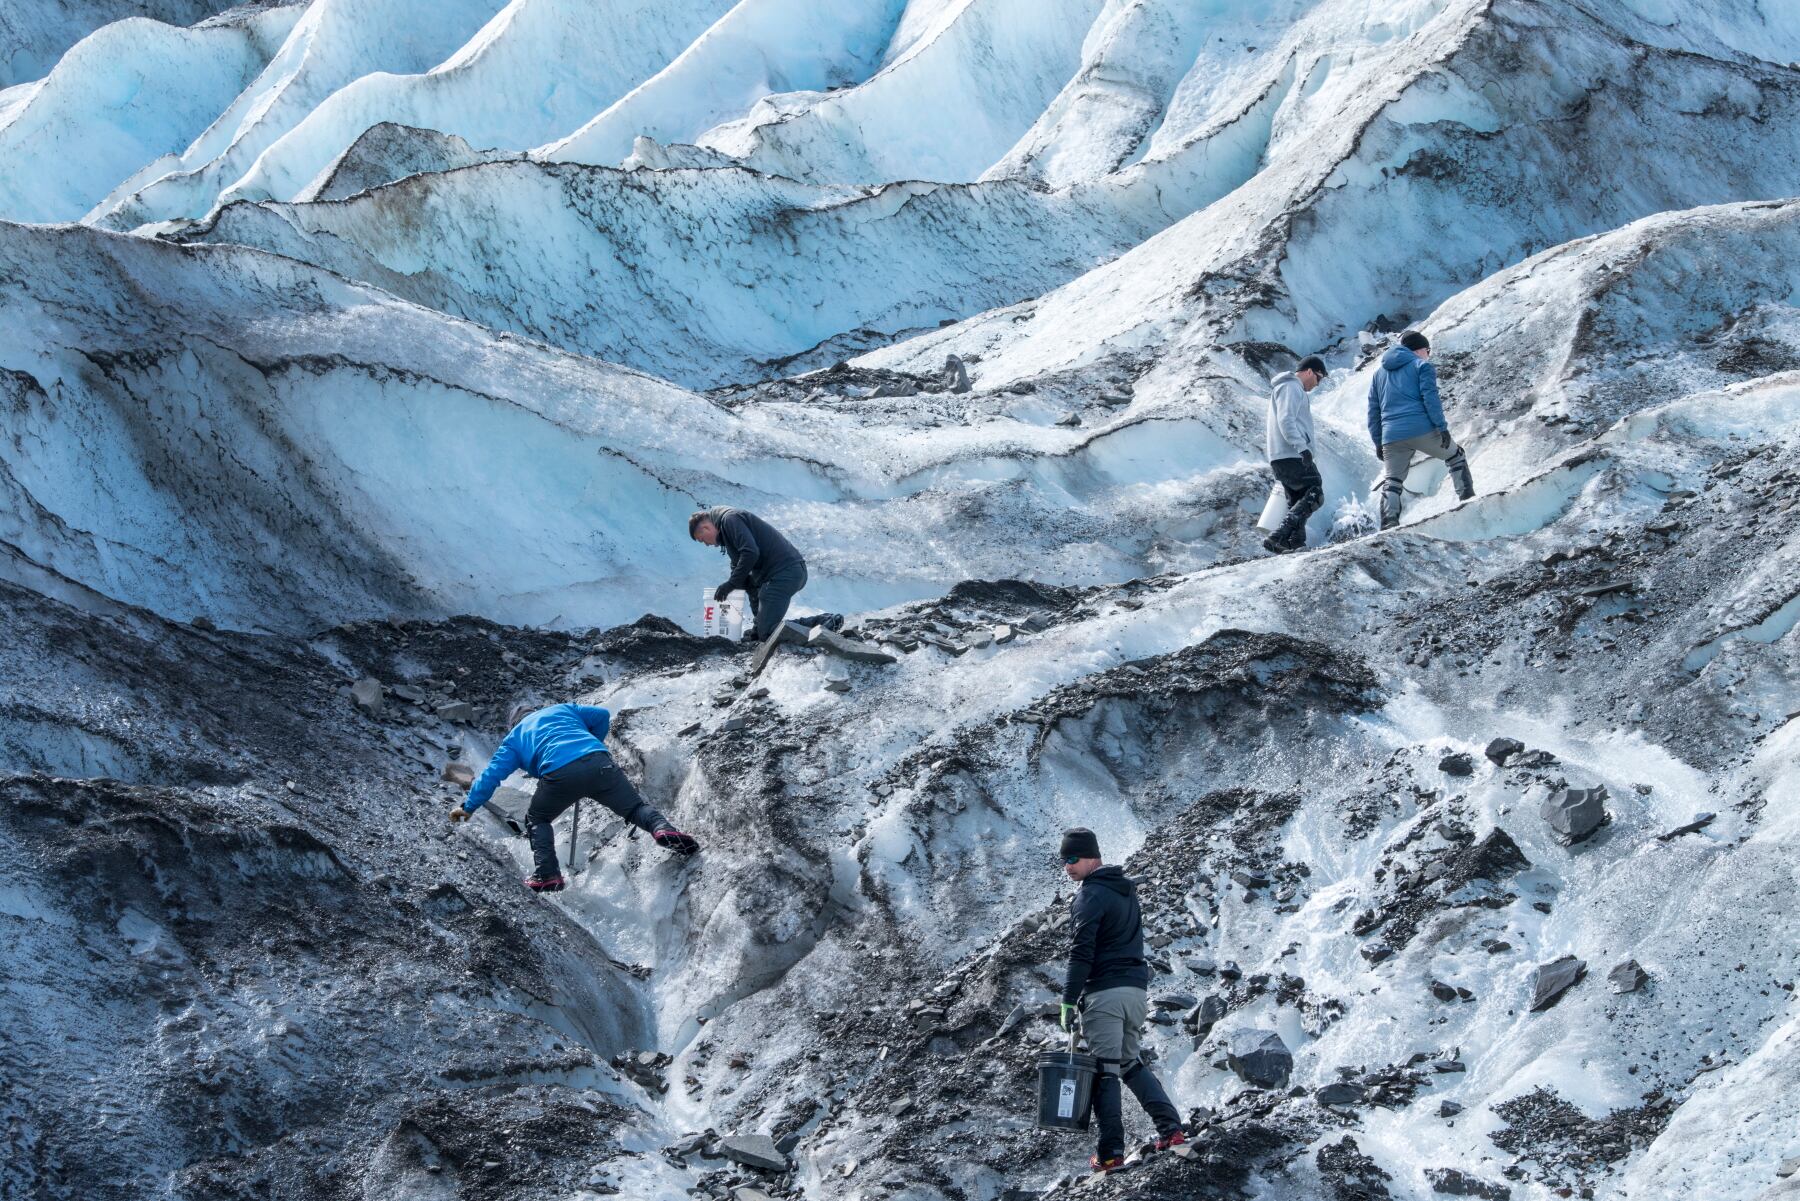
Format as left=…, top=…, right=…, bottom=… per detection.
left=1439, top=752, right=1476, bottom=776
left=1541, top=786, right=1608, bottom=845
left=350, top=678, right=384, bottom=713
left=1530, top=956, right=1587, bottom=1011
left=1225, top=1030, right=1292, bottom=1089
left=435, top=700, right=475, bottom=723
left=719, top=1134, right=787, bottom=1172
left=806, top=625, right=898, bottom=665
left=1427, top=1167, right=1511, bottom=1198
left=1608, top=959, right=1649, bottom=994
left=1484, top=737, right=1524, bottom=765
left=942, top=354, right=971, bottom=394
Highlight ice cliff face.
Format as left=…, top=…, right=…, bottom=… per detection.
left=3, top=2, right=1800, bottom=1200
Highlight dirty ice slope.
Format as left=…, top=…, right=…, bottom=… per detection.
left=0, top=590, right=671, bottom=1200
left=0, top=5, right=301, bottom=223
left=866, top=0, right=1800, bottom=387
left=2, top=221, right=1312, bottom=632
left=187, top=0, right=1800, bottom=391
left=0, top=0, right=244, bottom=88
left=551, top=198, right=1800, bottom=1201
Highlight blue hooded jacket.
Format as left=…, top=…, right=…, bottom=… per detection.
left=463, top=703, right=611, bottom=812
left=1367, top=346, right=1447, bottom=448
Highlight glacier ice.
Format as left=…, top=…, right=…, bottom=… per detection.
left=3, top=1, right=1800, bottom=1199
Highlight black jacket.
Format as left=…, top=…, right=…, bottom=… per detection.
left=1063, top=866, right=1151, bottom=1002
left=707, top=506, right=805, bottom=591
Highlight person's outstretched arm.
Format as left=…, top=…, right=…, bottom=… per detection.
left=1419, top=361, right=1447, bottom=431
left=465, top=736, right=523, bottom=812
left=573, top=705, right=611, bottom=742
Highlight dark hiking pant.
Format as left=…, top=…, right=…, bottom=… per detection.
left=525, top=751, right=666, bottom=878
left=1379, top=431, right=1474, bottom=528
left=747, top=560, right=808, bottom=640
left=1083, top=986, right=1182, bottom=1159
left=1269, top=452, right=1324, bottom=549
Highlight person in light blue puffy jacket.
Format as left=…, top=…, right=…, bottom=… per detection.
left=450, top=702, right=698, bottom=891
left=1367, top=330, right=1474, bottom=528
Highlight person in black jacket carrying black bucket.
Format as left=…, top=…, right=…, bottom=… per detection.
left=1058, top=827, right=1186, bottom=1172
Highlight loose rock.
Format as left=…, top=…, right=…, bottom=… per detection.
left=350, top=678, right=384, bottom=712
left=719, top=1134, right=788, bottom=1173
left=1530, top=956, right=1587, bottom=1011
left=1541, top=786, right=1608, bottom=845
left=1427, top=1167, right=1512, bottom=1198
left=1485, top=737, right=1524, bottom=765
left=1440, top=752, right=1475, bottom=776
left=1225, top=1030, right=1293, bottom=1089
left=1608, top=960, right=1649, bottom=994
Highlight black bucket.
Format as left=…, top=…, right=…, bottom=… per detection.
left=1035, top=1049, right=1098, bottom=1131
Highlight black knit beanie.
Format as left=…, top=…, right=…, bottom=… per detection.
left=1059, top=827, right=1101, bottom=860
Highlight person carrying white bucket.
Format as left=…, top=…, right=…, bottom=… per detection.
left=1261, top=354, right=1329, bottom=554
left=1057, top=828, right=1185, bottom=1172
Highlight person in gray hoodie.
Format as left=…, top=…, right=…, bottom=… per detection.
left=1367, top=330, right=1474, bottom=528
left=1263, top=354, right=1329, bottom=553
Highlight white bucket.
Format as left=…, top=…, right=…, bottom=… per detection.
left=701, top=589, right=746, bottom=639
left=1256, top=484, right=1289, bottom=532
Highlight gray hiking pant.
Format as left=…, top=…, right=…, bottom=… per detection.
left=747, top=560, right=807, bottom=640
left=1379, top=431, right=1473, bottom=527
left=1082, top=986, right=1181, bottom=1158
left=526, top=751, right=666, bottom=878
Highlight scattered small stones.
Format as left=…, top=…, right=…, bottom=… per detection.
left=1530, top=956, right=1587, bottom=1011
left=1225, top=1030, right=1292, bottom=1089
left=1608, top=960, right=1649, bottom=994
left=1439, top=752, right=1475, bottom=776
left=350, top=678, right=384, bottom=712
left=1541, top=786, right=1608, bottom=845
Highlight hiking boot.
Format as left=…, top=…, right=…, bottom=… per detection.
left=1089, top=1155, right=1125, bottom=1174
left=523, top=873, right=566, bottom=893
left=653, top=827, right=700, bottom=856
left=1262, top=533, right=1298, bottom=555
left=1153, top=1129, right=1188, bottom=1152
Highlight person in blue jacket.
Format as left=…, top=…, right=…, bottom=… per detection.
left=1367, top=330, right=1475, bottom=528
left=449, top=703, right=699, bottom=891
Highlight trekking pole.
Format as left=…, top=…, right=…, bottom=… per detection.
left=567, top=799, right=581, bottom=876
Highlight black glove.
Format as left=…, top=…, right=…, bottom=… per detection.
left=714, top=582, right=733, bottom=602
left=1301, top=450, right=1314, bottom=465
left=1439, top=430, right=1451, bottom=450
